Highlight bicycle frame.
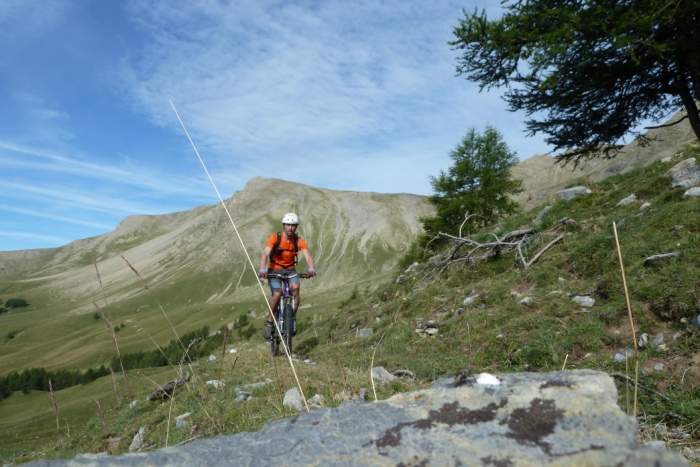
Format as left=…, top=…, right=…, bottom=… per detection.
left=267, top=272, right=306, bottom=356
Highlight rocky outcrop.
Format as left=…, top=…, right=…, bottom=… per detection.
left=25, top=370, right=688, bottom=466
left=512, top=109, right=698, bottom=211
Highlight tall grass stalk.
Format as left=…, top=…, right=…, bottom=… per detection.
left=49, top=379, right=59, bottom=435
left=118, top=253, right=193, bottom=363
left=94, top=302, right=142, bottom=441
left=170, top=100, right=308, bottom=410
left=612, top=221, right=639, bottom=416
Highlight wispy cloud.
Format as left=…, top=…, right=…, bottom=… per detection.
left=0, top=0, right=552, bottom=251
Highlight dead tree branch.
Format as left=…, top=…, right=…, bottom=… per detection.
left=428, top=226, right=564, bottom=275
left=148, top=372, right=191, bottom=402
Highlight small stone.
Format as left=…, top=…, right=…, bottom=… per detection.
left=653, top=363, right=664, bottom=371
left=691, top=314, right=700, bottom=328
left=645, top=440, right=668, bottom=450
left=638, top=333, right=649, bottom=348
left=371, top=366, right=397, bottom=385
left=463, top=295, right=478, bottom=305
left=572, top=296, right=595, bottom=308
left=128, top=427, right=147, bottom=453
left=613, top=353, right=627, bottom=363
left=519, top=297, right=533, bottom=306
left=208, top=354, right=216, bottom=362
left=206, top=380, right=225, bottom=388
left=283, top=387, right=305, bottom=412
left=651, top=333, right=664, bottom=347
left=616, top=194, right=637, bottom=206
left=306, top=394, right=325, bottom=409
left=358, top=328, right=373, bottom=338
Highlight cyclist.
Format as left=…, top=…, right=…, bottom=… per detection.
left=258, top=212, right=316, bottom=339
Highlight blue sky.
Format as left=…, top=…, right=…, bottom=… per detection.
left=0, top=0, right=555, bottom=252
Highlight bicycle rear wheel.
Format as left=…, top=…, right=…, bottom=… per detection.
left=282, top=304, right=294, bottom=354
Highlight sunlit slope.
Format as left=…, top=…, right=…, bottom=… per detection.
left=0, top=177, right=433, bottom=374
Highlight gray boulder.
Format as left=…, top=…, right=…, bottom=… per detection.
left=665, top=158, right=697, bottom=177
left=671, top=165, right=700, bottom=189
left=25, top=370, right=688, bottom=466
left=556, top=186, right=592, bottom=201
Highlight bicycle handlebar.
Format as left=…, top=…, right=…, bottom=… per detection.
left=266, top=272, right=311, bottom=280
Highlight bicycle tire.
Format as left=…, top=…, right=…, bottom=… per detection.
left=283, top=304, right=294, bottom=354
left=270, top=329, right=279, bottom=356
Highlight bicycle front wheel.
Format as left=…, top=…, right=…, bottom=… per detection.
left=282, top=304, right=294, bottom=354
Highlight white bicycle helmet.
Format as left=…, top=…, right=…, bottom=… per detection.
left=282, top=212, right=299, bottom=225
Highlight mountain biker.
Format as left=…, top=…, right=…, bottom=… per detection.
left=258, top=212, right=316, bottom=339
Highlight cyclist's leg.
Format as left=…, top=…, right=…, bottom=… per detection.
left=264, top=278, right=283, bottom=339
left=289, top=276, right=301, bottom=313
left=268, top=277, right=283, bottom=320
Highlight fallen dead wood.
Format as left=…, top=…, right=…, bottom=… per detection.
left=148, top=372, right=191, bottom=401
left=429, top=226, right=565, bottom=275
left=608, top=372, right=672, bottom=402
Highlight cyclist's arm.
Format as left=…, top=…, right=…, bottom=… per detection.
left=301, top=248, right=315, bottom=270
left=260, top=246, right=272, bottom=271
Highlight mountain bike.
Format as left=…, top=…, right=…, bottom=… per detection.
left=267, top=271, right=308, bottom=357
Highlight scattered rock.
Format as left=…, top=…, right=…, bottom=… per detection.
left=664, top=157, right=697, bottom=177
left=128, top=426, right=146, bottom=453
left=283, top=387, right=305, bottom=412
left=683, top=187, right=700, bottom=198
left=174, top=413, right=191, bottom=429
left=208, top=355, right=216, bottom=362
left=519, top=297, right=533, bottom=307
left=371, top=366, right=396, bottom=386
left=613, top=353, right=627, bottom=363
left=234, top=389, right=252, bottom=402
left=640, top=201, right=652, bottom=210
left=556, top=186, right=592, bottom=201
left=616, top=194, right=637, bottom=206
left=358, top=328, right=373, bottom=338
left=206, top=380, right=225, bottom=389
left=643, top=252, right=680, bottom=267
left=241, top=379, right=273, bottom=391
left=671, top=165, right=700, bottom=189
left=462, top=295, right=479, bottom=306
left=691, top=314, right=700, bottom=328
left=306, top=394, right=325, bottom=409
left=638, top=333, right=649, bottom=348
left=654, top=363, right=665, bottom=371
left=393, top=369, right=416, bottom=380
left=572, top=296, right=595, bottom=308
left=645, top=440, right=669, bottom=450
left=651, top=333, right=664, bottom=348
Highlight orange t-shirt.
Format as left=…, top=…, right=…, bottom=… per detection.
left=266, top=233, right=308, bottom=270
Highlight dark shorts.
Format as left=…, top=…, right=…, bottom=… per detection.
left=268, top=269, right=300, bottom=293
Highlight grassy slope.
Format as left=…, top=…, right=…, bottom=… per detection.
left=3, top=149, right=700, bottom=463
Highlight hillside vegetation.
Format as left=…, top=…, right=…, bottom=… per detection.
left=2, top=143, right=700, bottom=463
